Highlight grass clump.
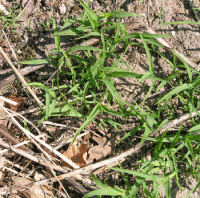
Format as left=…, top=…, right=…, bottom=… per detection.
left=18, top=1, right=200, bottom=197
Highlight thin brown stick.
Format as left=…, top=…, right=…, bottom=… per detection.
left=0, top=125, right=34, bottom=155
left=0, top=65, right=46, bottom=88
left=0, top=138, right=69, bottom=173
left=0, top=47, right=43, bottom=106
left=2, top=30, right=19, bottom=64
left=0, top=103, right=80, bottom=169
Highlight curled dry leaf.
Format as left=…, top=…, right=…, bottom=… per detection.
left=87, top=136, right=112, bottom=164
left=61, top=140, right=88, bottom=168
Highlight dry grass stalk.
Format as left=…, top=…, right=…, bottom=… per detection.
left=0, top=103, right=80, bottom=169
left=2, top=29, right=19, bottom=63
left=0, top=96, right=18, bottom=106
left=0, top=47, right=44, bottom=106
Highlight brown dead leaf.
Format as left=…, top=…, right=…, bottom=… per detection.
left=87, top=136, right=112, bottom=163
left=13, top=177, right=56, bottom=198
left=3, top=93, right=24, bottom=112
left=0, top=94, right=24, bottom=127
left=29, top=184, right=55, bottom=198
left=61, top=141, right=88, bottom=168
left=34, top=171, right=44, bottom=181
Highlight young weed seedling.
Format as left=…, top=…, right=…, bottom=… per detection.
left=19, top=1, right=200, bottom=197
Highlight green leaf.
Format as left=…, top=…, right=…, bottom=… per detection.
left=83, top=188, right=125, bottom=198
left=71, top=104, right=100, bottom=145
left=111, top=168, right=166, bottom=182
left=78, top=32, right=101, bottom=39
left=119, top=161, right=131, bottom=190
left=12, top=6, right=22, bottom=25
left=18, top=59, right=49, bottom=65
left=157, top=84, right=193, bottom=104
left=45, top=92, right=51, bottom=120
left=60, top=18, right=76, bottom=30
left=79, top=0, right=98, bottom=31
left=162, top=21, right=200, bottom=25
left=186, top=138, right=194, bottom=158
left=188, top=124, right=200, bottom=132
left=140, top=34, right=153, bottom=73
left=108, top=11, right=143, bottom=18
left=52, top=18, right=61, bottom=51
left=184, top=181, right=200, bottom=198
left=66, top=46, right=105, bottom=54
left=170, top=125, right=183, bottom=148
left=54, top=26, right=92, bottom=36
left=101, top=79, right=124, bottom=111
left=117, top=126, right=144, bottom=144
left=92, top=174, right=107, bottom=188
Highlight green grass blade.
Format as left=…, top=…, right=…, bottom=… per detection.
left=109, top=11, right=143, bottom=18
left=60, top=18, right=76, bottom=30
left=128, top=177, right=146, bottom=197
left=110, top=168, right=166, bottom=182
left=71, top=104, right=100, bottom=145
left=172, top=155, right=182, bottom=190
left=66, top=46, right=105, bottom=54
left=186, top=138, right=194, bottom=158
left=18, top=59, right=49, bottom=65
left=162, top=21, right=200, bottom=25
left=79, top=0, right=98, bottom=31
left=101, top=79, right=124, bottom=111
left=184, top=180, right=200, bottom=198
left=52, top=18, right=61, bottom=52
left=170, top=124, right=183, bottom=148
left=152, top=175, right=159, bottom=198
left=45, top=92, right=51, bottom=120
left=117, top=126, right=144, bottom=144
left=92, top=174, right=107, bottom=188
left=83, top=188, right=125, bottom=198
left=188, top=124, right=200, bottom=133
left=78, top=32, right=101, bottom=39
left=54, top=27, right=92, bottom=36
left=174, top=52, right=192, bottom=82
left=164, top=179, right=172, bottom=198
left=118, top=161, right=131, bottom=190
left=157, top=84, right=193, bottom=104
left=12, top=6, right=22, bottom=25
left=140, top=34, right=153, bottom=73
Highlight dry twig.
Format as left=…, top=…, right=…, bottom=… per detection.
left=0, top=47, right=43, bottom=106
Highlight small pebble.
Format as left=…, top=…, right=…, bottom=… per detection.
left=59, top=3, right=66, bottom=15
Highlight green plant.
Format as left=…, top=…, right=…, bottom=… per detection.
left=0, top=2, right=22, bottom=31
left=157, top=7, right=164, bottom=24
left=18, top=1, right=200, bottom=197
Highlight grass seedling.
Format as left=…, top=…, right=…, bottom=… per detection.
left=17, top=0, right=200, bottom=197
